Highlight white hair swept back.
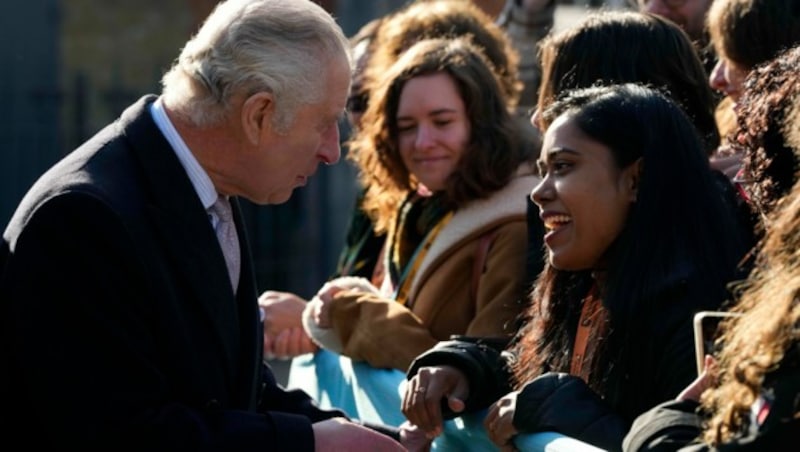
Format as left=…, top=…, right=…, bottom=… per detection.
left=161, top=0, right=351, bottom=130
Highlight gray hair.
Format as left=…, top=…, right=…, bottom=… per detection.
left=161, top=0, right=351, bottom=130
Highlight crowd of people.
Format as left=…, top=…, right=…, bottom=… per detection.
left=1, top=0, right=798, bottom=450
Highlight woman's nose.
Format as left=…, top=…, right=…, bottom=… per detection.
left=415, top=125, right=435, bottom=150
left=530, top=176, right=552, bottom=206
left=709, top=59, right=729, bottom=94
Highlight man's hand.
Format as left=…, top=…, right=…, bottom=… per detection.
left=259, top=290, right=317, bottom=359
left=312, top=418, right=405, bottom=452
left=259, top=290, right=307, bottom=335
left=263, top=326, right=318, bottom=359
left=399, top=420, right=433, bottom=452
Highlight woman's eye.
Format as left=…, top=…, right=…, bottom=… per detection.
left=552, top=161, right=572, bottom=174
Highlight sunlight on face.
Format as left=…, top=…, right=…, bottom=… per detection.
left=245, top=57, right=350, bottom=205
left=709, top=56, right=749, bottom=102
left=396, top=72, right=470, bottom=192
left=530, top=114, right=637, bottom=270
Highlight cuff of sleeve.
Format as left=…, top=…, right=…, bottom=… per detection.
left=302, top=299, right=344, bottom=353
left=406, top=343, right=498, bottom=417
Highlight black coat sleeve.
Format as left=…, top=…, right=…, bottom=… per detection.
left=622, top=399, right=704, bottom=452
left=513, top=372, right=628, bottom=451
left=0, top=193, right=339, bottom=451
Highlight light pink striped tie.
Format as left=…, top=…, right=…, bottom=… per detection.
left=210, top=196, right=240, bottom=293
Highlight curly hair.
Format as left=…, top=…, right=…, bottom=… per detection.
left=730, top=45, right=800, bottom=223
left=700, top=159, right=800, bottom=445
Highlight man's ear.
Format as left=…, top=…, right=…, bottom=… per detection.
left=625, top=157, right=643, bottom=202
left=241, top=92, right=274, bottom=145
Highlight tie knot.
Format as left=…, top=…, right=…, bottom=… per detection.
left=211, top=196, right=233, bottom=223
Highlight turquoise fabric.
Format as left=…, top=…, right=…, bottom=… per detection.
left=287, top=349, right=606, bottom=451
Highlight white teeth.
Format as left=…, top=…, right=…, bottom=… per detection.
left=545, top=215, right=571, bottom=230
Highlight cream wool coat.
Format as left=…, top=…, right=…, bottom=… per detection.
left=307, top=165, right=539, bottom=371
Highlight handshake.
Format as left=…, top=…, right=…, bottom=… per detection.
left=259, top=276, right=381, bottom=360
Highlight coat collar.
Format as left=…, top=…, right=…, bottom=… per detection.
left=408, top=164, right=540, bottom=294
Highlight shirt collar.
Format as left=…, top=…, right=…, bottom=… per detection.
left=149, top=97, right=219, bottom=210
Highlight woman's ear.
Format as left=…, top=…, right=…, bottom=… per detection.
left=241, top=92, right=274, bottom=145
left=625, top=158, right=644, bottom=202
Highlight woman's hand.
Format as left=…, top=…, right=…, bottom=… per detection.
left=484, top=390, right=520, bottom=449
left=402, top=365, right=470, bottom=438
left=310, top=277, right=379, bottom=328
left=677, top=354, right=718, bottom=401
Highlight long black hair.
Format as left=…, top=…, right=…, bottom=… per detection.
left=513, top=84, right=747, bottom=419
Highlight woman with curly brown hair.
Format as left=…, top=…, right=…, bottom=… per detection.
left=729, top=45, right=800, bottom=230
left=623, top=45, right=800, bottom=452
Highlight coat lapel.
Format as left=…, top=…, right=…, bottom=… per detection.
left=231, top=198, right=262, bottom=409
left=119, top=96, right=243, bottom=377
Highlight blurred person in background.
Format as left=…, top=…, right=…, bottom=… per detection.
left=705, top=0, right=800, bottom=180
left=623, top=49, right=800, bottom=450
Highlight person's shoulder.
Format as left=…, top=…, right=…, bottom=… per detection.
left=622, top=399, right=703, bottom=452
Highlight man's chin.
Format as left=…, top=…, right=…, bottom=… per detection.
left=271, top=190, right=295, bottom=205
left=250, top=189, right=294, bottom=206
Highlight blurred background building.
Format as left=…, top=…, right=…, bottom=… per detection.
left=1, top=0, right=620, bottom=299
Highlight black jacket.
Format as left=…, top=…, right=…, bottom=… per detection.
left=0, top=96, right=381, bottom=451
left=408, top=275, right=727, bottom=451
left=623, top=343, right=800, bottom=452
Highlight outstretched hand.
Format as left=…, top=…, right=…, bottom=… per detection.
left=259, top=290, right=307, bottom=335
left=259, top=290, right=317, bottom=359
left=400, top=420, right=433, bottom=452
left=312, top=418, right=405, bottom=452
